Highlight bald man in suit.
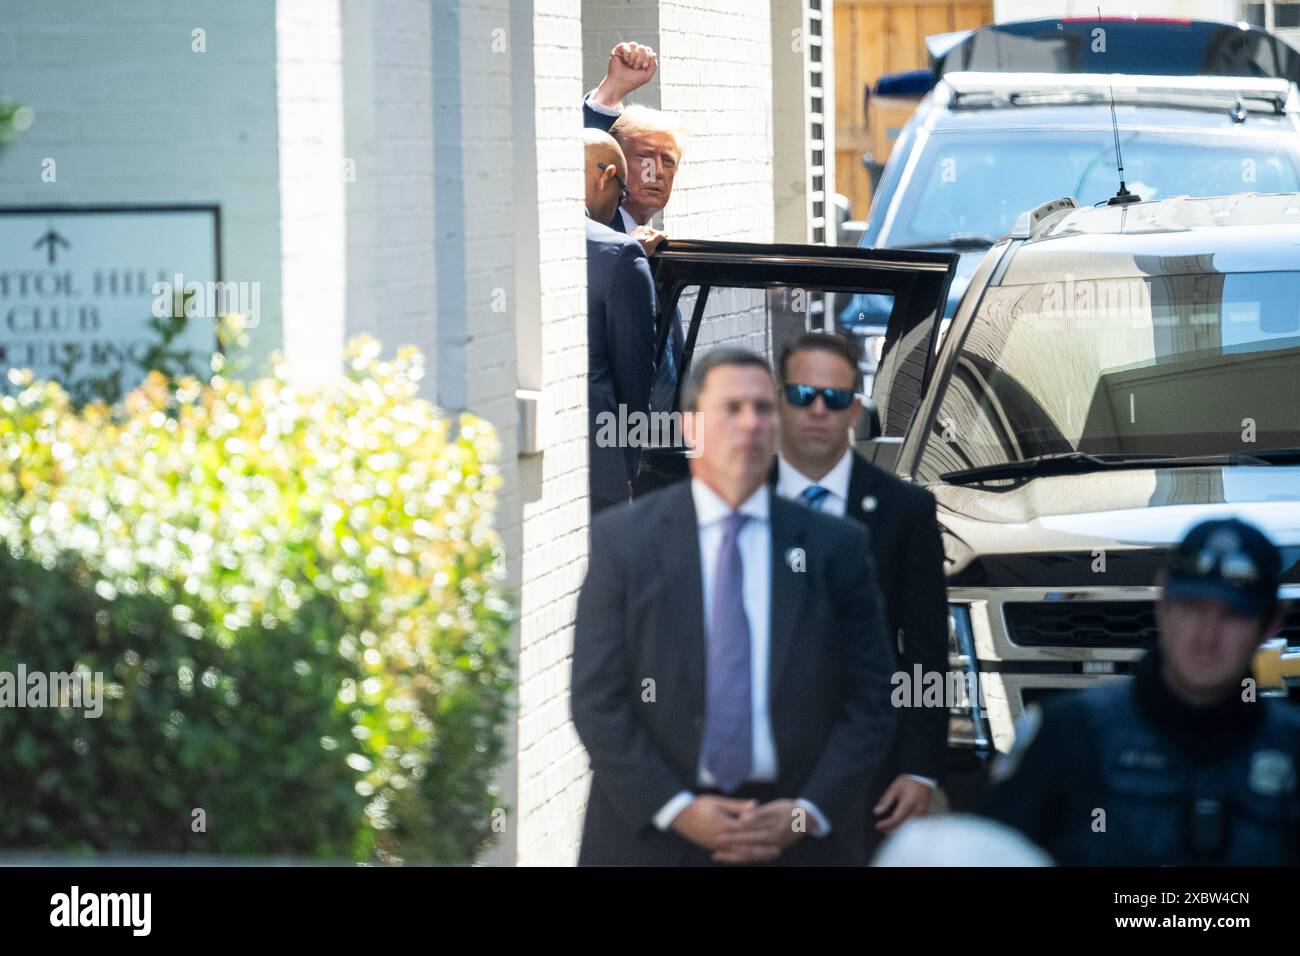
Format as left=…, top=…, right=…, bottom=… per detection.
left=583, top=130, right=657, bottom=514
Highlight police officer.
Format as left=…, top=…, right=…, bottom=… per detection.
left=980, top=517, right=1299, bottom=866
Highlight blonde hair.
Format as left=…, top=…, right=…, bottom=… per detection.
left=609, top=105, right=684, bottom=161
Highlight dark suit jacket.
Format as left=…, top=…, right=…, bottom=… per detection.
left=770, top=452, right=950, bottom=792
left=583, top=92, right=617, bottom=134
left=586, top=218, right=657, bottom=503
left=570, top=481, right=899, bottom=866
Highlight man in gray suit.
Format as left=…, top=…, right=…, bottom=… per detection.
left=584, top=130, right=657, bottom=514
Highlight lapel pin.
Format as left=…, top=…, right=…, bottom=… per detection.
left=785, top=546, right=806, bottom=573
left=861, top=495, right=878, bottom=513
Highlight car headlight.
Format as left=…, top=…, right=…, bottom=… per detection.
left=948, top=604, right=971, bottom=664
left=948, top=604, right=991, bottom=752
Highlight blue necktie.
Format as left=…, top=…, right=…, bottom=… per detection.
left=800, top=483, right=830, bottom=511
left=701, top=511, right=752, bottom=793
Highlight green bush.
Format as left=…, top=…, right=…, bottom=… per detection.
left=0, top=338, right=514, bottom=862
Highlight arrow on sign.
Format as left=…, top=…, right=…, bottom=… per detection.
left=33, top=225, right=71, bottom=265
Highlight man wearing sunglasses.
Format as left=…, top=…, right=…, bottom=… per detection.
left=981, top=518, right=1299, bottom=866
left=583, top=129, right=658, bottom=514
left=771, top=332, right=949, bottom=857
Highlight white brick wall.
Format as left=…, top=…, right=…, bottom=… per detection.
left=582, top=0, right=661, bottom=99
left=0, top=0, right=286, bottom=372
left=659, top=0, right=774, bottom=244
left=276, top=0, right=347, bottom=386
left=341, top=0, right=438, bottom=387
left=659, top=1, right=775, bottom=358
left=514, top=8, right=592, bottom=845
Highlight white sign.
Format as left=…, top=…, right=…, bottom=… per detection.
left=0, top=206, right=220, bottom=392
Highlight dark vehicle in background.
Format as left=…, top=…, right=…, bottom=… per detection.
left=860, top=192, right=1300, bottom=784
left=840, top=73, right=1300, bottom=374
left=859, top=16, right=1300, bottom=191
left=631, top=193, right=1299, bottom=804
left=842, top=16, right=1300, bottom=387
left=928, top=16, right=1300, bottom=84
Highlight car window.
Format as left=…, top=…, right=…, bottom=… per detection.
left=883, top=130, right=1300, bottom=248
left=915, top=270, right=1300, bottom=483
left=650, top=284, right=838, bottom=415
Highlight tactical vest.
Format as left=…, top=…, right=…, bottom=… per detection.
left=1061, top=682, right=1300, bottom=866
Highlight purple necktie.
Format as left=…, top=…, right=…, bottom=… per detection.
left=701, top=511, right=753, bottom=793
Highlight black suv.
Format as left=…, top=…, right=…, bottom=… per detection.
left=640, top=191, right=1300, bottom=783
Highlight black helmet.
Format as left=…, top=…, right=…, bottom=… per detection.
left=1163, top=518, right=1281, bottom=619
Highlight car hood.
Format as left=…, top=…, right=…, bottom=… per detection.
left=933, top=465, right=1300, bottom=588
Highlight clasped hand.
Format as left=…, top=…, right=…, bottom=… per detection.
left=670, top=795, right=809, bottom=864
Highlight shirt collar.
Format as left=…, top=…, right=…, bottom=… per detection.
left=619, top=206, right=641, bottom=231
left=691, top=478, right=770, bottom=528
left=777, top=447, right=854, bottom=503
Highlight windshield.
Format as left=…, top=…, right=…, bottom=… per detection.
left=882, top=129, right=1300, bottom=248
left=916, top=270, right=1300, bottom=484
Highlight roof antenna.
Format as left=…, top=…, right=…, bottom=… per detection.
left=1100, top=7, right=1140, bottom=206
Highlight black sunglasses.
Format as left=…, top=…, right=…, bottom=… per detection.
left=597, top=162, right=629, bottom=202
left=783, top=383, right=856, bottom=411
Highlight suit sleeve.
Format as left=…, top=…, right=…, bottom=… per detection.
left=583, top=91, right=619, bottom=133
left=607, top=244, right=657, bottom=483
left=895, top=489, right=950, bottom=781
left=799, top=525, right=899, bottom=825
left=570, top=514, right=689, bottom=829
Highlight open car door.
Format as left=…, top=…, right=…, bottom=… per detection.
left=635, top=239, right=957, bottom=494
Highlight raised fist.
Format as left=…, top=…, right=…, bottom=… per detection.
left=604, top=41, right=657, bottom=99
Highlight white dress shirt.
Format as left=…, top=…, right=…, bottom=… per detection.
left=777, top=448, right=854, bottom=518
left=585, top=89, right=621, bottom=120
left=776, top=449, right=938, bottom=793
left=653, top=479, right=830, bottom=837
